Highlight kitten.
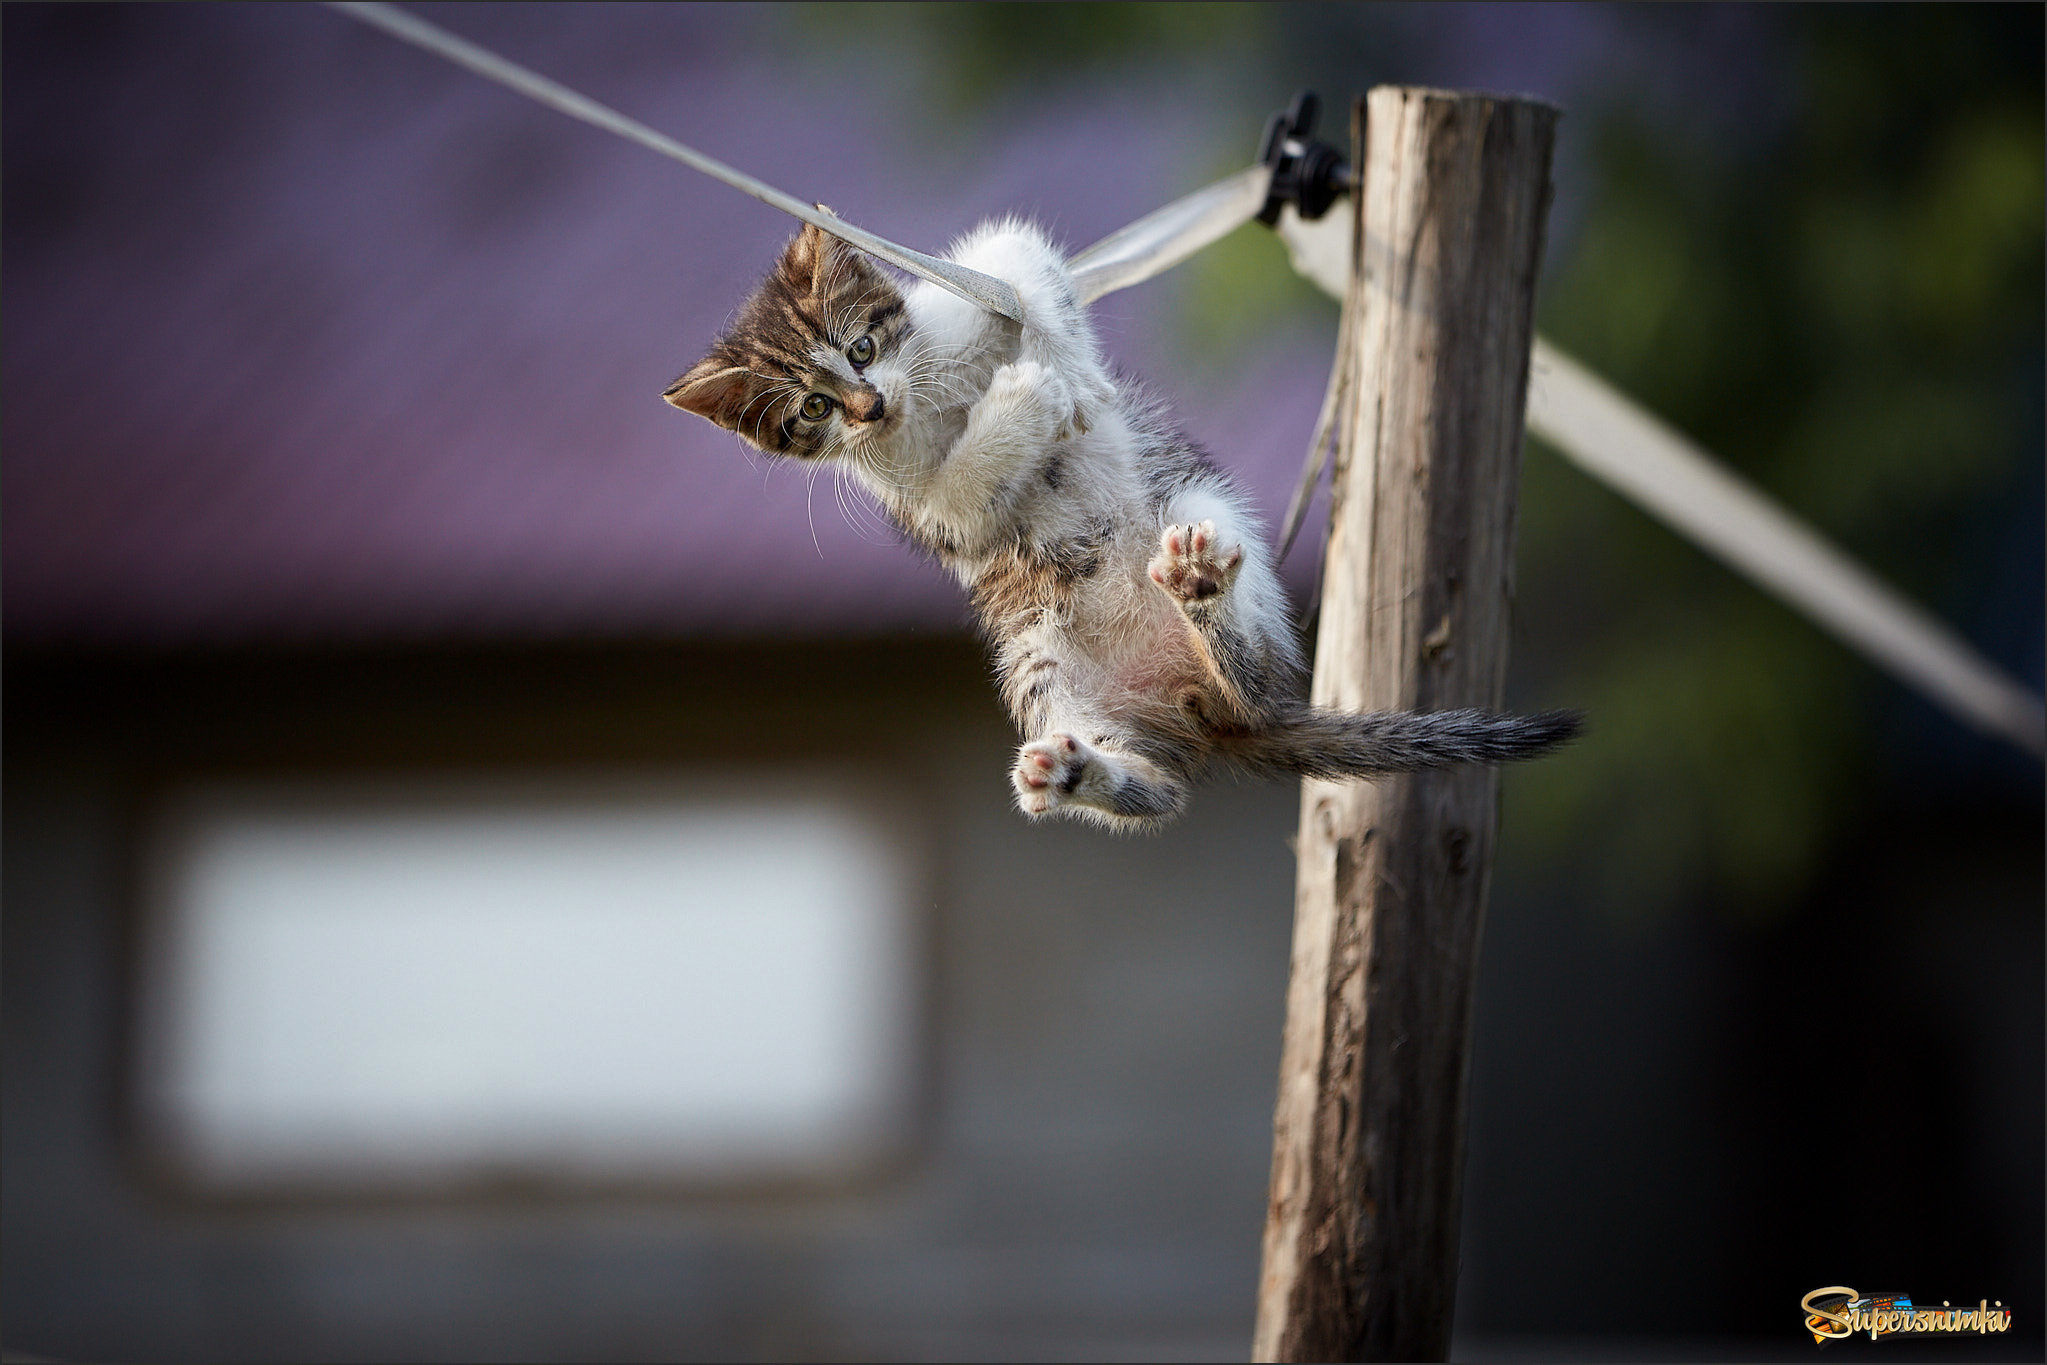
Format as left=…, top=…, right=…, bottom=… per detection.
left=665, top=219, right=1578, bottom=829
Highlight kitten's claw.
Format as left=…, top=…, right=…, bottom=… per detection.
left=1059, top=378, right=1113, bottom=441
left=1148, top=520, right=1243, bottom=604
left=1012, top=732, right=1096, bottom=816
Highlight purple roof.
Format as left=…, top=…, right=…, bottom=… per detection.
left=3, top=4, right=1336, bottom=648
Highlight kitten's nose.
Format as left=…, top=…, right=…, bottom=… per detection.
left=844, top=387, right=885, bottom=424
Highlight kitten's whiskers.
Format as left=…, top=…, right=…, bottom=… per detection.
left=826, top=285, right=894, bottom=348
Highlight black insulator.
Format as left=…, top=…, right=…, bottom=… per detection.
left=1256, top=90, right=1354, bottom=226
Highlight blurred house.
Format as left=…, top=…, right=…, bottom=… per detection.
left=5, top=5, right=2039, bottom=1363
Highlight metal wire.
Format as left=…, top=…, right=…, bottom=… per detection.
left=1525, top=339, right=2046, bottom=756
left=328, top=2, right=1024, bottom=321
left=1273, top=205, right=2045, bottom=757
left=1069, top=165, right=1272, bottom=303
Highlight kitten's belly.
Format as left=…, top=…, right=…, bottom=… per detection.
left=1076, top=572, right=1211, bottom=719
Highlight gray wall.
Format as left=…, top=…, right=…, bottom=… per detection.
left=5, top=639, right=1299, bottom=1361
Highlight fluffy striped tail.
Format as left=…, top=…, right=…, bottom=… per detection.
left=1222, top=706, right=1582, bottom=779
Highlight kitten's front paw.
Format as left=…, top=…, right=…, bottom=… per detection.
left=984, top=361, right=1070, bottom=440
left=1011, top=732, right=1097, bottom=816
left=1148, top=520, right=1243, bottom=604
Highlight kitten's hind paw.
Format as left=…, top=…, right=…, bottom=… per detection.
left=1011, top=732, right=1099, bottom=816
left=1148, top=520, right=1243, bottom=604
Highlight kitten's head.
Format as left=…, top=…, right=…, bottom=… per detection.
left=665, top=223, right=912, bottom=459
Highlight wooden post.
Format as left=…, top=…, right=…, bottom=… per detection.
left=1253, top=88, right=1558, bottom=1362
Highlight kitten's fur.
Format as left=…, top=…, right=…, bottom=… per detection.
left=667, top=219, right=1578, bottom=829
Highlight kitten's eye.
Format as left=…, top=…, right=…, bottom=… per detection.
left=800, top=393, right=833, bottom=420
left=847, top=335, right=876, bottom=366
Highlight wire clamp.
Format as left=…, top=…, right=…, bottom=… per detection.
left=1256, top=91, right=1352, bottom=226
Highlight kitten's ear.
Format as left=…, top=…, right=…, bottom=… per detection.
left=662, top=356, right=753, bottom=428
left=780, top=220, right=854, bottom=297
left=779, top=223, right=824, bottom=293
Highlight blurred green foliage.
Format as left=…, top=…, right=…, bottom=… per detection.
left=1512, top=5, right=2042, bottom=919
left=796, top=2, right=1271, bottom=118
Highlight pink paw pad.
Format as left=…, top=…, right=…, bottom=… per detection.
left=1012, top=734, right=1089, bottom=813
left=1148, top=520, right=1242, bottom=603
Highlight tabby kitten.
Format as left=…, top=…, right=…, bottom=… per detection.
left=665, top=219, right=1577, bottom=829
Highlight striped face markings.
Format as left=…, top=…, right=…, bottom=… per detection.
left=666, top=226, right=911, bottom=459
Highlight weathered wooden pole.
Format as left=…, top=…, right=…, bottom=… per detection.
left=1253, top=88, right=1558, bottom=1362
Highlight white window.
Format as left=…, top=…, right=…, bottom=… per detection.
left=136, top=774, right=918, bottom=1193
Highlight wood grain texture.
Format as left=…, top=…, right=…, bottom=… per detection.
left=1253, top=88, right=1556, bottom=1363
